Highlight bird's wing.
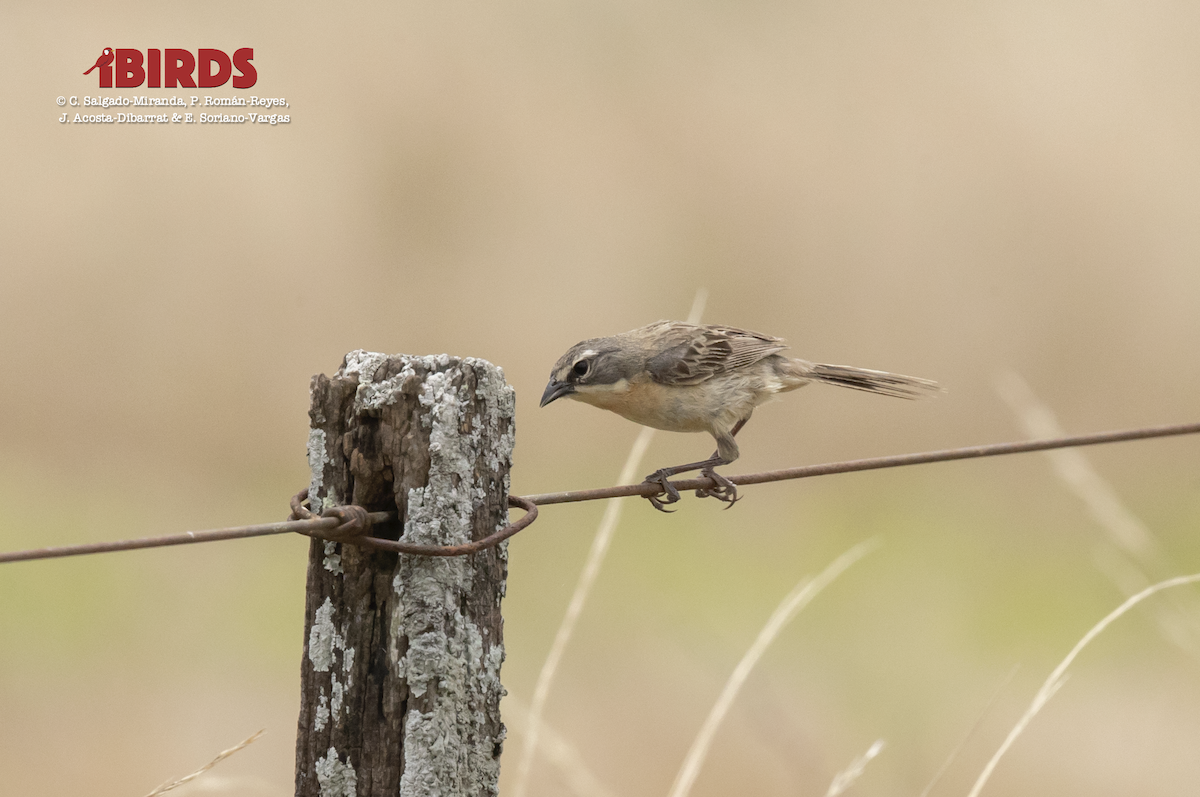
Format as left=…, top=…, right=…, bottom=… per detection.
left=645, top=323, right=788, bottom=385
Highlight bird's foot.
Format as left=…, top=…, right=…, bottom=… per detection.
left=695, top=468, right=739, bottom=508
left=642, top=469, right=683, bottom=513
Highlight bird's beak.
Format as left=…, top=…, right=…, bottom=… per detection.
left=540, top=379, right=574, bottom=407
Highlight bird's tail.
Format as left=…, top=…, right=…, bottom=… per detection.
left=790, top=360, right=941, bottom=399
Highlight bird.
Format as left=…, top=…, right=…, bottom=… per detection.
left=83, top=48, right=114, bottom=75
left=540, top=321, right=939, bottom=511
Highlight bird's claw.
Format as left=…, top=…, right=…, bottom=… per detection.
left=695, top=468, right=739, bottom=508
left=643, top=470, right=682, bottom=513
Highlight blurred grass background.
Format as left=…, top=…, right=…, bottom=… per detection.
left=2, top=0, right=1200, bottom=794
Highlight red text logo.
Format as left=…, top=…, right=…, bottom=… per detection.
left=84, top=48, right=257, bottom=89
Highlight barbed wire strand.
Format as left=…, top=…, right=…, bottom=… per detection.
left=0, top=420, right=1197, bottom=565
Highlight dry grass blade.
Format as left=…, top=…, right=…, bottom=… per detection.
left=825, top=739, right=885, bottom=797
left=916, top=665, right=1018, bottom=797
left=994, top=370, right=1200, bottom=660
left=994, top=371, right=1162, bottom=560
left=667, top=538, right=881, bottom=797
left=967, top=572, right=1200, bottom=797
left=144, top=729, right=266, bottom=797
left=511, top=425, right=653, bottom=796
left=512, top=289, right=707, bottom=797
left=504, top=694, right=619, bottom=797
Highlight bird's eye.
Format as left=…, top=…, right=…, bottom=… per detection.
left=572, top=359, right=590, bottom=378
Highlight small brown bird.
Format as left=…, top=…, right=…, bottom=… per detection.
left=541, top=321, right=939, bottom=510
left=84, top=48, right=114, bottom=75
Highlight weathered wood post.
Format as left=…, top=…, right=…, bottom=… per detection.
left=295, top=351, right=515, bottom=797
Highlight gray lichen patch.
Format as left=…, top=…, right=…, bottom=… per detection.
left=464, top=357, right=516, bottom=477
left=342, top=349, right=388, bottom=383
left=322, top=541, right=342, bottom=575
left=330, top=674, right=345, bottom=718
left=307, top=428, right=330, bottom=505
left=483, top=637, right=505, bottom=698
left=315, top=748, right=358, bottom=797
left=309, top=598, right=343, bottom=673
left=403, top=358, right=510, bottom=547
left=315, top=689, right=330, bottom=733
left=344, top=348, right=415, bottom=412
left=387, top=356, right=511, bottom=797
left=308, top=598, right=355, bottom=733
left=400, top=706, right=500, bottom=797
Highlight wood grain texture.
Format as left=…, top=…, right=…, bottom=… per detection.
left=295, top=351, right=514, bottom=797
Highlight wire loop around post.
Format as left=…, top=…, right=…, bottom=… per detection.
left=289, top=489, right=539, bottom=557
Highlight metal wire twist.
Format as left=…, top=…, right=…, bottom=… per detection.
left=288, top=488, right=539, bottom=557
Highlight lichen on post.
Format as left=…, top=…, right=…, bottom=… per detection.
left=295, top=351, right=515, bottom=797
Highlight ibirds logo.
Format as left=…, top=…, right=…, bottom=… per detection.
left=83, top=47, right=257, bottom=89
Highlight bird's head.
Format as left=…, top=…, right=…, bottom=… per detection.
left=540, top=338, right=632, bottom=408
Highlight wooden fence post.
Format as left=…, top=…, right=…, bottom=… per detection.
left=295, top=351, right=515, bottom=797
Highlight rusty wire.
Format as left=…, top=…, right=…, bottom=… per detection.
left=286, top=489, right=540, bottom=557
left=0, top=493, right=537, bottom=564
left=0, top=419, right=1197, bottom=565
left=523, top=420, right=1200, bottom=505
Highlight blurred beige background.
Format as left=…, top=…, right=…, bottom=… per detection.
left=2, top=1, right=1199, bottom=795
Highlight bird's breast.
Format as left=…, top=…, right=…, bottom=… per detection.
left=571, top=377, right=759, bottom=434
